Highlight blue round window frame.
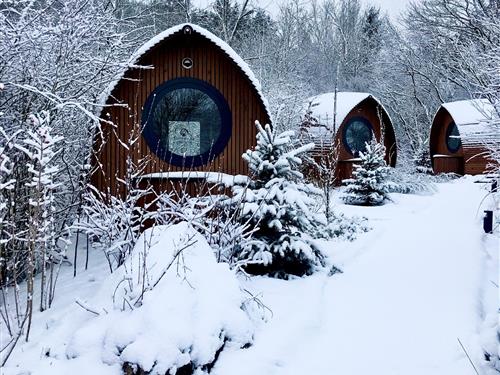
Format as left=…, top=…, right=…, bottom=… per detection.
left=141, top=77, right=232, bottom=168
left=445, top=121, right=462, bottom=153
left=342, top=116, right=374, bottom=156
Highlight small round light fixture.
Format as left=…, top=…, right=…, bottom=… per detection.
left=182, top=25, right=193, bottom=35
left=182, top=57, right=193, bottom=70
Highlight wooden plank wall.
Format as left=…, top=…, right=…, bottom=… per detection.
left=463, top=145, right=495, bottom=175
left=307, top=97, right=398, bottom=185
left=430, top=108, right=495, bottom=175
left=432, top=156, right=464, bottom=174
left=334, top=98, right=397, bottom=167
left=430, top=110, right=465, bottom=175
left=92, top=30, right=270, bottom=198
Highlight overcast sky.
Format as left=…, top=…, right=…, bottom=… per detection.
left=195, top=0, right=415, bottom=21
left=363, top=0, right=414, bottom=19
left=261, top=0, right=414, bottom=20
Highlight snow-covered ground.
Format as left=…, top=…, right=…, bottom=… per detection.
left=216, top=176, right=498, bottom=375
left=1, top=177, right=497, bottom=375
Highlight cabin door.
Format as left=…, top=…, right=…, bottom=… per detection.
left=432, top=155, right=464, bottom=175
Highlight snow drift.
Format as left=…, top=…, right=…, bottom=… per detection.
left=33, top=222, right=256, bottom=374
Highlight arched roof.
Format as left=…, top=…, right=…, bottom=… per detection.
left=437, top=99, right=498, bottom=145
left=99, top=23, right=269, bottom=117
left=304, top=92, right=392, bottom=138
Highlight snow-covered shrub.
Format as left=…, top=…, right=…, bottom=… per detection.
left=66, top=222, right=256, bottom=374
left=386, top=168, right=437, bottom=195
left=154, top=189, right=217, bottom=228
left=0, top=0, right=143, bottom=276
left=16, top=112, right=66, bottom=313
left=78, top=129, right=152, bottom=272
left=307, top=138, right=341, bottom=222
left=318, top=212, right=370, bottom=242
left=78, top=184, right=149, bottom=271
left=387, top=165, right=463, bottom=195
left=225, top=122, right=326, bottom=278
left=0, top=126, right=18, bottom=248
left=342, top=141, right=392, bottom=206
left=196, top=202, right=261, bottom=268
left=153, top=186, right=260, bottom=271
left=0, top=112, right=70, bottom=360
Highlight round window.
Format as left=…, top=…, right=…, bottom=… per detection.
left=141, top=78, right=231, bottom=167
left=446, top=121, right=461, bottom=153
left=343, top=117, right=373, bottom=156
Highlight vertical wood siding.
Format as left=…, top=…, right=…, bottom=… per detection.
left=334, top=98, right=397, bottom=165
left=430, top=108, right=495, bottom=175
left=92, top=30, right=270, bottom=197
left=308, top=97, right=397, bottom=184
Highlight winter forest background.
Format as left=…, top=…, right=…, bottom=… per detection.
left=0, top=0, right=499, bottom=372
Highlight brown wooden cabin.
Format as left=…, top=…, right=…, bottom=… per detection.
left=430, top=99, right=498, bottom=175
left=300, top=92, right=397, bottom=183
left=91, top=23, right=270, bottom=200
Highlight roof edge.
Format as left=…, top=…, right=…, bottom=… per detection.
left=306, top=91, right=394, bottom=136
left=98, top=23, right=270, bottom=120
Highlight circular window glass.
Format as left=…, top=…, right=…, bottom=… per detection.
left=446, top=122, right=461, bottom=153
left=343, top=117, right=373, bottom=156
left=141, top=78, right=231, bottom=167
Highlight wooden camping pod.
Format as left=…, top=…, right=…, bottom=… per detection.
left=429, top=99, right=499, bottom=175
left=91, top=23, right=270, bottom=198
left=301, top=92, right=397, bottom=183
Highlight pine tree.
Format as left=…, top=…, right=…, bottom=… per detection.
left=229, top=121, right=326, bottom=277
left=413, top=138, right=433, bottom=174
left=342, top=140, right=391, bottom=206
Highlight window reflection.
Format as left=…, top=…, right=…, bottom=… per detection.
left=446, top=122, right=461, bottom=153
left=152, top=88, right=222, bottom=157
left=344, top=119, right=373, bottom=155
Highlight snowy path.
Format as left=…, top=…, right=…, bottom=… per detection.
left=215, top=178, right=493, bottom=375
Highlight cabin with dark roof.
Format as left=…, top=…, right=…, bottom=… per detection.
left=430, top=99, right=498, bottom=175
left=301, top=92, right=397, bottom=183
left=92, top=23, right=270, bottom=197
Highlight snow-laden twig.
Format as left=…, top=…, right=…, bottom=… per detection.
left=457, top=338, right=480, bottom=375
left=75, top=299, right=101, bottom=316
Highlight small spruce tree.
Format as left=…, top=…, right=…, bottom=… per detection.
left=229, top=121, right=326, bottom=278
left=413, top=138, right=433, bottom=174
left=342, top=140, right=391, bottom=206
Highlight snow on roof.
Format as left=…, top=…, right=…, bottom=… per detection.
left=442, top=99, right=495, bottom=127
left=441, top=99, right=499, bottom=144
left=98, top=23, right=269, bottom=116
left=302, top=92, right=383, bottom=139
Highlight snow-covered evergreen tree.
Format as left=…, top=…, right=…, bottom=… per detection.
left=342, top=140, right=391, bottom=206
left=229, top=121, right=326, bottom=277
left=413, top=138, right=433, bottom=174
